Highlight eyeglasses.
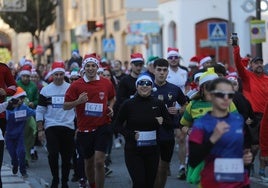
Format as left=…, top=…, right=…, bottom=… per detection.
left=103, top=74, right=111, bottom=77
left=137, top=80, right=153, bottom=86
left=210, top=90, right=235, bottom=99
left=167, top=56, right=179, bottom=60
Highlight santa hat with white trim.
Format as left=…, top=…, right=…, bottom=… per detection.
left=167, top=47, right=179, bottom=58
left=82, top=53, right=100, bottom=69
left=135, top=74, right=153, bottom=86
left=199, top=67, right=218, bottom=86
left=130, top=53, right=144, bottom=64
left=51, top=61, right=65, bottom=74
left=20, top=65, right=32, bottom=76
left=12, top=87, right=27, bottom=99
left=199, top=56, right=212, bottom=67
left=189, top=56, right=200, bottom=67
left=226, top=74, right=238, bottom=83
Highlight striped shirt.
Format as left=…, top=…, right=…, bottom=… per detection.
left=180, top=99, right=237, bottom=127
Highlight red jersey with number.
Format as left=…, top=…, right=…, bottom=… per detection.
left=65, top=76, right=115, bottom=131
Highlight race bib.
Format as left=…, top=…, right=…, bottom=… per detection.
left=52, top=96, right=64, bottom=108
left=214, top=158, right=244, bottom=182
left=15, top=110, right=27, bottom=122
left=137, top=130, right=157, bottom=147
left=84, top=102, right=103, bottom=117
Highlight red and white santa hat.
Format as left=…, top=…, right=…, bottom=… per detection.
left=51, top=61, right=65, bottom=74
left=226, top=73, right=238, bottom=82
left=167, top=47, right=179, bottom=58
left=82, top=53, right=100, bottom=69
left=189, top=56, right=200, bottom=67
left=199, top=56, right=212, bottom=66
left=130, top=53, right=144, bottom=63
left=20, top=64, right=32, bottom=76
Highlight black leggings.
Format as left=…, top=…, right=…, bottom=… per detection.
left=125, top=148, right=159, bottom=188
left=45, top=126, right=74, bottom=183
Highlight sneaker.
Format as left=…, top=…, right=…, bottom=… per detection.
left=105, top=166, right=113, bottom=176
left=177, top=167, right=186, bottom=180
left=78, top=178, right=87, bottom=188
left=21, top=173, right=28, bottom=178
left=12, top=166, right=18, bottom=175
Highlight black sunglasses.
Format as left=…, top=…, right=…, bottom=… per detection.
left=167, top=56, right=179, bottom=60
left=211, top=91, right=235, bottom=99
left=137, top=80, right=153, bottom=86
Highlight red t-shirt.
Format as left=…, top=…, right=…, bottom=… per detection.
left=233, top=46, right=268, bottom=113
left=65, top=76, right=115, bottom=131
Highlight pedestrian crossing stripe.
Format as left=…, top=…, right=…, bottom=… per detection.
left=208, top=22, right=227, bottom=41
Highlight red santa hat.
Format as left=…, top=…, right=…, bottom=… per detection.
left=82, top=53, right=100, bottom=69
left=130, top=53, right=144, bottom=63
left=51, top=61, right=65, bottom=74
left=167, top=47, right=179, bottom=58
left=199, top=56, right=212, bottom=66
left=20, top=65, right=32, bottom=76
left=189, top=56, right=200, bottom=67
left=226, top=74, right=238, bottom=83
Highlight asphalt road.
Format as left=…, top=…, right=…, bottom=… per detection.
left=3, top=143, right=268, bottom=188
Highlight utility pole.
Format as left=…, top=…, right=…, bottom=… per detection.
left=256, top=0, right=263, bottom=58
left=102, top=0, right=107, bottom=57
left=228, top=0, right=234, bottom=67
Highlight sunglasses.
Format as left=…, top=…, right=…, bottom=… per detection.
left=137, top=80, right=153, bottom=86
left=167, top=56, right=179, bottom=60
left=210, top=90, right=235, bottom=99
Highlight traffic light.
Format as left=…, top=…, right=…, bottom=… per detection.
left=87, top=20, right=96, bottom=32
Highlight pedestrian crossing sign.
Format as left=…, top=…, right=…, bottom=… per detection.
left=208, top=22, right=227, bottom=41
left=102, top=38, right=116, bottom=52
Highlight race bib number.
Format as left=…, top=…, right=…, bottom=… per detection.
left=52, top=96, right=64, bottom=108
left=84, top=102, right=103, bottom=117
left=15, top=110, right=27, bottom=122
left=214, top=158, right=244, bottom=182
left=137, top=130, right=157, bottom=147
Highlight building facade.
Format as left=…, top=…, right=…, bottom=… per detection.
left=1, top=0, right=268, bottom=67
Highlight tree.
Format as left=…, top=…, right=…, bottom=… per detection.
left=0, top=0, right=57, bottom=41
left=0, top=0, right=57, bottom=62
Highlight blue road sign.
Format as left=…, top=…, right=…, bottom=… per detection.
left=102, top=38, right=116, bottom=52
left=208, top=22, right=227, bottom=41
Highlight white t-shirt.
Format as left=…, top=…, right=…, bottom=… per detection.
left=166, top=67, right=188, bottom=93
